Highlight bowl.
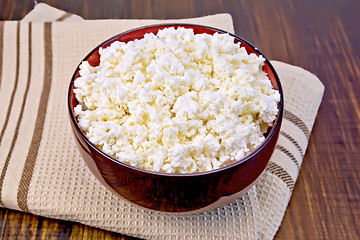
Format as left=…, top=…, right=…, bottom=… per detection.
left=67, top=24, right=283, bottom=213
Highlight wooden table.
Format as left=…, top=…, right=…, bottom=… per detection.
left=1, top=0, right=359, bottom=239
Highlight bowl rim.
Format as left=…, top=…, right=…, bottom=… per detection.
left=67, top=23, right=284, bottom=177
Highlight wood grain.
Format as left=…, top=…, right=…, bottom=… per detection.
left=0, top=0, right=359, bottom=239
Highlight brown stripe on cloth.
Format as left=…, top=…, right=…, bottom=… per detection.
left=0, top=22, right=4, bottom=89
left=284, top=109, right=310, bottom=139
left=266, top=162, right=295, bottom=191
left=0, top=22, right=21, bottom=206
left=0, top=22, right=20, bottom=146
left=17, top=22, right=53, bottom=212
left=56, top=12, right=73, bottom=21
left=280, top=131, right=304, bottom=158
left=0, top=23, right=33, bottom=207
left=275, top=145, right=300, bottom=170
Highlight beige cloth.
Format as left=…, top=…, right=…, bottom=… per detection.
left=22, top=3, right=84, bottom=22
left=0, top=3, right=324, bottom=240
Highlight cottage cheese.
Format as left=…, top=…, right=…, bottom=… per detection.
left=74, top=27, right=280, bottom=174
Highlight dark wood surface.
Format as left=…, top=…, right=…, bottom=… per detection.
left=1, top=0, right=359, bottom=239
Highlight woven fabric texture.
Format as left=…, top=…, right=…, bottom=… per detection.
left=0, top=4, right=324, bottom=240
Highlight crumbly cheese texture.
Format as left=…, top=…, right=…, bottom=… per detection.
left=74, top=27, right=280, bottom=174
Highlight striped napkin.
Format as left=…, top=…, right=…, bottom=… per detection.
left=0, top=3, right=324, bottom=240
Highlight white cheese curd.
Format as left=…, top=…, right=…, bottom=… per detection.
left=74, top=27, right=280, bottom=174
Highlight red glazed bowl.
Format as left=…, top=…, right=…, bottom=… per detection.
left=67, top=24, right=283, bottom=213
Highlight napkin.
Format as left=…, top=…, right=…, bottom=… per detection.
left=0, top=3, right=324, bottom=240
